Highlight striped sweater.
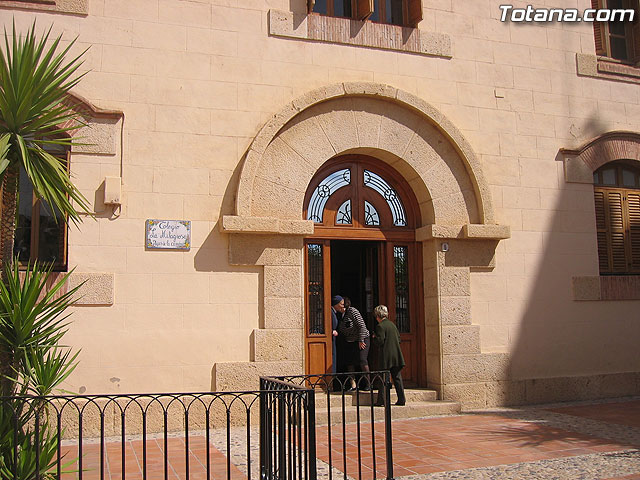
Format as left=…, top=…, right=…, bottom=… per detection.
left=338, top=306, right=370, bottom=342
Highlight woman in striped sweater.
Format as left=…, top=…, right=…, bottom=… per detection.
left=338, top=297, right=371, bottom=390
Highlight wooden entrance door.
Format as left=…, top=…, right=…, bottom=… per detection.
left=303, top=156, right=424, bottom=384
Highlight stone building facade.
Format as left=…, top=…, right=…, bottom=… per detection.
left=1, top=0, right=639, bottom=408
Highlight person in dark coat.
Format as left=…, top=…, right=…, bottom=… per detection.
left=331, top=295, right=346, bottom=391
left=330, top=295, right=343, bottom=374
left=372, top=304, right=406, bottom=406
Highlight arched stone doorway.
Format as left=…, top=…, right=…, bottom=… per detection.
left=303, top=155, right=424, bottom=383
left=216, top=83, right=510, bottom=403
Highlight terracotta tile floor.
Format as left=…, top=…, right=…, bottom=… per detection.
left=59, top=436, right=247, bottom=480
left=549, top=400, right=640, bottom=428
left=312, top=406, right=640, bottom=479
left=55, top=400, right=640, bottom=479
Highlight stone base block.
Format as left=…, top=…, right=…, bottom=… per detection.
left=251, top=329, right=303, bottom=362
left=442, top=353, right=509, bottom=384
left=522, top=372, right=640, bottom=405
left=441, top=325, right=480, bottom=354
left=212, top=360, right=303, bottom=391
left=443, top=372, right=640, bottom=409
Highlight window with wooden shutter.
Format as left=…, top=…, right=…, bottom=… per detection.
left=592, top=0, right=608, bottom=55
left=310, top=0, right=421, bottom=27
left=594, top=161, right=640, bottom=274
left=591, top=0, right=639, bottom=62
left=407, top=0, right=423, bottom=27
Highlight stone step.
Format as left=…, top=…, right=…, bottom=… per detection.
left=314, top=388, right=438, bottom=408
left=314, top=400, right=461, bottom=426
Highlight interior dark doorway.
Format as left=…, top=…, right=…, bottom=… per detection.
left=330, top=240, right=380, bottom=334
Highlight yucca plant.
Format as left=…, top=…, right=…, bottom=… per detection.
left=0, top=19, right=91, bottom=479
left=0, top=259, right=82, bottom=397
left=0, top=260, right=82, bottom=479
left=0, top=20, right=92, bottom=269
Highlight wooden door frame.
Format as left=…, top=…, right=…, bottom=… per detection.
left=383, top=241, right=425, bottom=386
left=304, top=240, right=334, bottom=376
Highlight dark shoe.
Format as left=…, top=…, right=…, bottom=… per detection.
left=395, top=401, right=406, bottom=406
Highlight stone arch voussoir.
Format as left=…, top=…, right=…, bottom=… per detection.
left=235, top=83, right=496, bottom=227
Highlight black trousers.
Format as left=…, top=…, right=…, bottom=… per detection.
left=376, top=365, right=405, bottom=405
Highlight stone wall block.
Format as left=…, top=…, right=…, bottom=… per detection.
left=425, top=326, right=441, bottom=355
left=343, top=82, right=397, bottom=99
left=441, top=239, right=498, bottom=269
left=442, top=353, right=509, bottom=384
left=73, top=119, right=118, bottom=155
left=420, top=31, right=452, bottom=58
left=222, top=216, right=278, bottom=234
left=441, top=325, right=480, bottom=354
left=264, top=265, right=302, bottom=298
left=250, top=103, right=300, bottom=156
left=426, top=353, right=442, bottom=386
left=268, top=9, right=308, bottom=39
left=264, top=297, right=303, bottom=329
left=431, top=193, right=472, bottom=226
left=252, top=329, right=303, bottom=362
left=463, top=224, right=511, bottom=239
left=484, top=380, right=526, bottom=407
left=403, top=125, right=446, bottom=179
left=278, top=220, right=315, bottom=235
left=69, top=273, right=114, bottom=306
left=524, top=373, right=640, bottom=404
left=439, top=296, right=471, bottom=325
left=378, top=112, right=419, bottom=158
left=291, top=84, right=347, bottom=112
left=229, top=235, right=303, bottom=266
left=438, top=266, right=471, bottom=296
left=352, top=99, right=385, bottom=148
left=313, top=101, right=359, bottom=154
left=572, top=276, right=601, bottom=301
left=213, top=361, right=303, bottom=391
left=576, top=53, right=598, bottom=76
left=442, top=382, right=486, bottom=409
left=395, top=90, right=445, bottom=126
left=564, top=157, right=594, bottom=184
left=256, top=137, right=316, bottom=192
left=277, top=113, right=337, bottom=170
left=251, top=178, right=305, bottom=219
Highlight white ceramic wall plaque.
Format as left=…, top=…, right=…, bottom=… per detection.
left=145, top=220, right=191, bottom=250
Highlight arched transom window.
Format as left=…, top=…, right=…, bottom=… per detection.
left=304, top=157, right=416, bottom=231
left=593, top=160, right=640, bottom=274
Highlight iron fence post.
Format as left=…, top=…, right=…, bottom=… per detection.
left=384, top=372, right=394, bottom=480
left=278, top=391, right=287, bottom=480
left=260, top=377, right=268, bottom=480
left=306, top=388, right=317, bottom=480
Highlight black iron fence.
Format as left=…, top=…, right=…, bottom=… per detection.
left=0, top=372, right=392, bottom=480
left=270, top=371, right=394, bottom=480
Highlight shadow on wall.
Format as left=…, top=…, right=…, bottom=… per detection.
left=193, top=155, right=244, bottom=273
left=503, top=148, right=640, bottom=406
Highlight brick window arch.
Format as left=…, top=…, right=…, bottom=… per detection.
left=593, top=160, right=640, bottom=274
